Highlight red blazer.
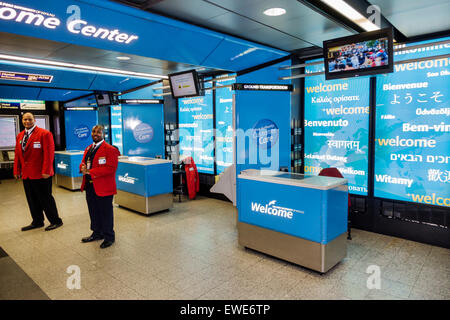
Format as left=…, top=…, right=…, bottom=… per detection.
left=80, top=142, right=120, bottom=197
left=14, top=126, right=55, bottom=180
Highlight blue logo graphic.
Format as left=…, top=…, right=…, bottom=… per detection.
left=252, top=119, right=279, bottom=149
left=133, top=123, right=153, bottom=143
left=74, top=125, right=90, bottom=140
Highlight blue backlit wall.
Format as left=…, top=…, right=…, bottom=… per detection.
left=374, top=37, right=450, bottom=207
left=304, top=59, right=370, bottom=196
left=64, top=110, right=98, bottom=151
left=178, top=81, right=214, bottom=174
left=215, top=76, right=235, bottom=174
left=235, top=62, right=291, bottom=175
left=97, top=106, right=110, bottom=144
left=122, top=104, right=164, bottom=158
left=110, top=105, right=123, bottom=155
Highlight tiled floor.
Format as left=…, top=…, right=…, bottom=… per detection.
left=0, top=178, right=449, bottom=300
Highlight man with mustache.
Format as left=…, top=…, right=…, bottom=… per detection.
left=79, top=125, right=120, bottom=249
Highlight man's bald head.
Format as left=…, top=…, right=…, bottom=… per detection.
left=22, top=113, right=36, bottom=129
left=91, top=125, right=105, bottom=143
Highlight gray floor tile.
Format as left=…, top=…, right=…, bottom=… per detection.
left=0, top=178, right=448, bottom=300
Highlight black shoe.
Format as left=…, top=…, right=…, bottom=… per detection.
left=100, top=240, right=114, bottom=249
left=81, top=235, right=104, bottom=243
left=45, top=222, right=63, bottom=231
left=21, top=224, right=44, bottom=231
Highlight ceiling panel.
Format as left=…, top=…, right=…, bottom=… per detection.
left=368, top=0, right=450, bottom=37
left=38, top=88, right=93, bottom=102
left=148, top=0, right=229, bottom=21
left=0, top=85, right=41, bottom=100
left=146, top=0, right=353, bottom=50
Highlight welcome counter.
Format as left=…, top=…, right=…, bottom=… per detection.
left=115, top=156, right=173, bottom=215
left=237, top=169, right=348, bottom=273
left=54, top=150, right=84, bottom=190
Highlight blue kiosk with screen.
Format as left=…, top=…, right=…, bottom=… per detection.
left=115, top=156, right=173, bottom=215
left=54, top=150, right=85, bottom=190
left=237, top=170, right=348, bottom=273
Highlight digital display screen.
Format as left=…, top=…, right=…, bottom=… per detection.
left=327, top=38, right=389, bottom=73
left=304, top=59, right=369, bottom=195
left=215, top=76, right=235, bottom=174
left=95, top=93, right=111, bottom=106
left=179, top=80, right=214, bottom=173
left=374, top=37, right=450, bottom=208
left=323, top=28, right=393, bottom=80
left=0, top=116, right=19, bottom=150
left=169, top=70, right=200, bottom=98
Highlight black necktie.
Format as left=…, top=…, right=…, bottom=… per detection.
left=86, top=144, right=98, bottom=162
left=22, top=131, right=29, bottom=151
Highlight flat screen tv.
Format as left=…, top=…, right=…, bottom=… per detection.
left=323, top=28, right=393, bottom=80
left=168, top=69, right=200, bottom=99
left=95, top=92, right=112, bottom=106
left=0, top=115, right=19, bottom=150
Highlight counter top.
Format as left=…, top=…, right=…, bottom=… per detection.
left=238, top=169, right=347, bottom=190
left=118, top=156, right=172, bottom=166
left=55, top=150, right=84, bottom=155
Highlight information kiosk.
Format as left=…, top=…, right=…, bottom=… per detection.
left=237, top=169, right=348, bottom=273
left=54, top=150, right=84, bottom=190
left=115, top=156, right=173, bottom=214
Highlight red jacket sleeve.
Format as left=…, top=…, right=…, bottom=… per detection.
left=41, top=131, right=55, bottom=176
left=89, top=146, right=119, bottom=179
left=13, top=133, right=22, bottom=176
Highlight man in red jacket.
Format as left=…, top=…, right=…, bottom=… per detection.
left=79, top=125, right=120, bottom=249
left=14, top=112, right=63, bottom=231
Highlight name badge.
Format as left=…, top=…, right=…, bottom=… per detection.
left=87, top=160, right=91, bottom=170
left=98, top=157, right=106, bottom=165
left=33, top=142, right=41, bottom=148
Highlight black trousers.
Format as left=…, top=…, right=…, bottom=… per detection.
left=23, top=177, right=62, bottom=226
left=85, top=182, right=115, bottom=242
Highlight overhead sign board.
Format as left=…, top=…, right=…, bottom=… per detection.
left=0, top=70, right=53, bottom=83
left=232, top=83, right=293, bottom=91
left=0, top=99, right=46, bottom=110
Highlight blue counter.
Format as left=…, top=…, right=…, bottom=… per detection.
left=54, top=150, right=84, bottom=190
left=237, top=169, right=348, bottom=273
left=115, top=156, right=173, bottom=214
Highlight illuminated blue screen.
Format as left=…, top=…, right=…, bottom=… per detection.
left=374, top=37, right=450, bottom=207
left=304, top=59, right=370, bottom=195
left=215, top=76, right=235, bottom=174
left=179, top=81, right=214, bottom=173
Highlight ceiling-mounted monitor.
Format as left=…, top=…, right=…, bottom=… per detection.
left=95, top=92, right=112, bottom=106
left=323, top=28, right=393, bottom=80
left=168, top=69, right=200, bottom=99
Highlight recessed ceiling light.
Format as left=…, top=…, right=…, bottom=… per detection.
left=263, top=8, right=286, bottom=16
left=116, top=56, right=131, bottom=60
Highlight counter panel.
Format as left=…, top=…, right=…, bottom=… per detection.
left=238, top=177, right=347, bottom=244
left=54, top=152, right=84, bottom=178
left=117, top=160, right=173, bottom=197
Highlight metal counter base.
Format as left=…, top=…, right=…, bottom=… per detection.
left=115, top=190, right=173, bottom=215
left=238, top=222, right=347, bottom=273
left=55, top=174, right=82, bottom=190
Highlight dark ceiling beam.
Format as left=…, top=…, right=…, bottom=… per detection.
left=140, top=0, right=166, bottom=10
